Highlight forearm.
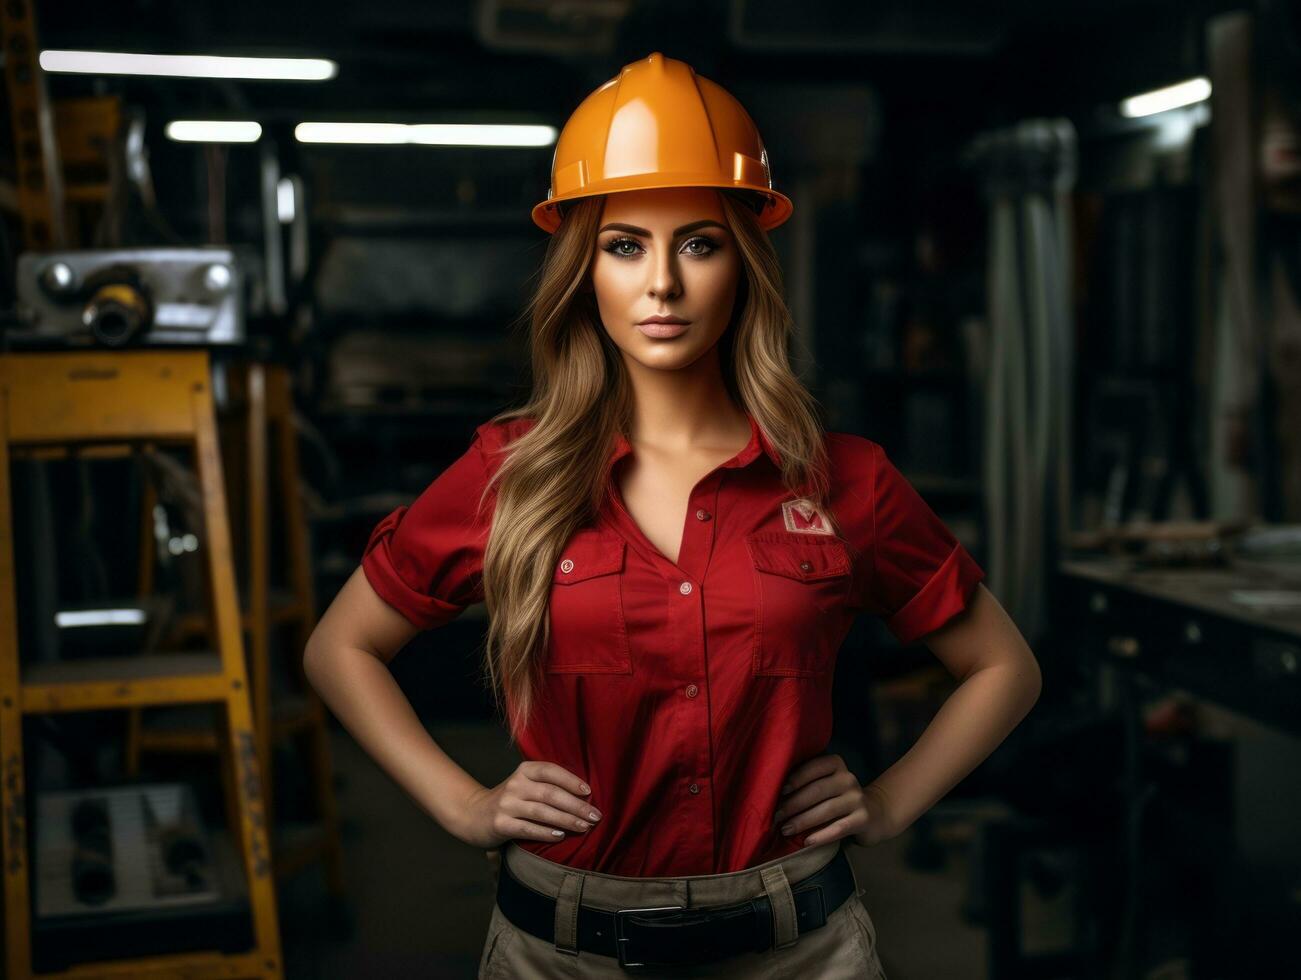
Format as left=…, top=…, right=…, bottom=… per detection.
left=303, top=643, right=483, bottom=838
left=869, top=661, right=1040, bottom=833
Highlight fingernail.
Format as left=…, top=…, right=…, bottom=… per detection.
left=588, top=811, right=600, bottom=821
left=580, top=784, right=590, bottom=794
left=552, top=829, right=565, bottom=837
left=781, top=824, right=795, bottom=835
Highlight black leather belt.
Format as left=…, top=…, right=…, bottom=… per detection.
left=495, top=845, right=856, bottom=969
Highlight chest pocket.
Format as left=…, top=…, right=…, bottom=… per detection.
left=546, top=528, right=632, bottom=674
left=745, top=531, right=853, bottom=677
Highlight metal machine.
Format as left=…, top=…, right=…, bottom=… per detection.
left=13, top=247, right=248, bottom=348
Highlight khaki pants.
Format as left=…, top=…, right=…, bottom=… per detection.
left=479, top=839, right=887, bottom=978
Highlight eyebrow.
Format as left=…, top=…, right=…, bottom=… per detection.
left=598, top=220, right=728, bottom=237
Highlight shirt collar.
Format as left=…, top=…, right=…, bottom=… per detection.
left=607, top=412, right=782, bottom=471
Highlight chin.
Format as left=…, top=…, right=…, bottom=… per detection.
left=633, top=342, right=714, bottom=370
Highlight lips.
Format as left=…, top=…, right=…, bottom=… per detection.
left=636, top=320, right=690, bottom=338
left=636, top=313, right=690, bottom=338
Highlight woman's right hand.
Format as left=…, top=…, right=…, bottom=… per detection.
left=455, top=761, right=603, bottom=849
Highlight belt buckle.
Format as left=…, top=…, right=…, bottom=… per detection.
left=613, top=904, right=685, bottom=968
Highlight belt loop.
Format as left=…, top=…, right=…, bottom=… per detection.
left=553, top=871, right=585, bottom=955
left=759, top=864, right=800, bottom=950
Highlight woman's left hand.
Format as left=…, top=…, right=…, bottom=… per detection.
left=772, top=754, right=901, bottom=849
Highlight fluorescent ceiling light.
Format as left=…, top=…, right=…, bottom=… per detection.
left=56, top=608, right=147, bottom=628
left=166, top=120, right=263, bottom=143
left=1120, top=77, right=1212, bottom=118
left=39, top=50, right=337, bottom=81
left=409, top=124, right=557, bottom=147
left=294, top=122, right=557, bottom=146
left=295, top=122, right=408, bottom=144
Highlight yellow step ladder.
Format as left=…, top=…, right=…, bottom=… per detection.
left=0, top=350, right=283, bottom=978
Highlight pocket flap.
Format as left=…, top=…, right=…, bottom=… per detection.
left=554, top=530, right=626, bottom=583
left=746, top=531, right=851, bottom=582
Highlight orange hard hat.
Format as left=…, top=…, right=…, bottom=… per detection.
left=531, top=52, right=793, bottom=234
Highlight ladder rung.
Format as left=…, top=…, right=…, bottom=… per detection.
left=21, top=652, right=229, bottom=713
left=11, top=442, right=149, bottom=461
left=135, top=729, right=220, bottom=752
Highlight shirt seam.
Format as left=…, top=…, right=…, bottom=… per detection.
left=368, top=508, right=424, bottom=599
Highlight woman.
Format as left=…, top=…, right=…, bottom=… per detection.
left=305, top=52, right=1042, bottom=978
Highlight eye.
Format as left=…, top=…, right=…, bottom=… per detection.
left=682, top=235, right=720, bottom=256
left=603, top=236, right=642, bottom=258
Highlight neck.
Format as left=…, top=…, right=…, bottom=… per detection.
left=621, top=346, right=748, bottom=453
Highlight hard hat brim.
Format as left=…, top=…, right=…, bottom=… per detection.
left=531, top=180, right=794, bottom=235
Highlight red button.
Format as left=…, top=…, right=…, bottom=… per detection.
left=695, top=508, right=711, bottom=521
left=688, top=783, right=700, bottom=794
left=799, top=560, right=812, bottom=572
left=685, top=684, right=698, bottom=698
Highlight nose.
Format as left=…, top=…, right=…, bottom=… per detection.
left=647, top=246, right=681, bottom=301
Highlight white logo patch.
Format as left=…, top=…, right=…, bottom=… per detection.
left=781, top=497, right=833, bottom=535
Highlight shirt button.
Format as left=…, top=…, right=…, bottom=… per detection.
left=695, top=508, right=711, bottom=521
left=679, top=581, right=692, bottom=595
left=799, top=560, right=813, bottom=573
left=560, top=558, right=574, bottom=574
left=685, top=684, right=698, bottom=698
left=688, top=783, right=700, bottom=794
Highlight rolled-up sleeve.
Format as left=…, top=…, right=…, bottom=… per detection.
left=868, top=443, right=985, bottom=644
left=361, top=429, right=494, bottom=630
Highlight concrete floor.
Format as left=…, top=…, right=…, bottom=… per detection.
left=276, top=721, right=989, bottom=979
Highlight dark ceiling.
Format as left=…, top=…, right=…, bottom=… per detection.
left=36, top=0, right=1242, bottom=129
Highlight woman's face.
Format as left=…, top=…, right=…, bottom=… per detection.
left=590, top=187, right=742, bottom=373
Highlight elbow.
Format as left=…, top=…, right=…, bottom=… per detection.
left=1023, top=653, right=1044, bottom=706
left=302, top=627, right=329, bottom=687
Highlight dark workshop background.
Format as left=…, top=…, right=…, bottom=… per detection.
left=2, top=0, right=1300, bottom=977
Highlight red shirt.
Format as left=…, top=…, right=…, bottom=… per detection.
left=362, top=412, right=984, bottom=876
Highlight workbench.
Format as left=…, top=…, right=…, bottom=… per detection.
left=1056, top=553, right=1301, bottom=977
left=1059, top=555, right=1301, bottom=736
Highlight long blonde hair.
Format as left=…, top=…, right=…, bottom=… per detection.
left=478, top=189, right=843, bottom=739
